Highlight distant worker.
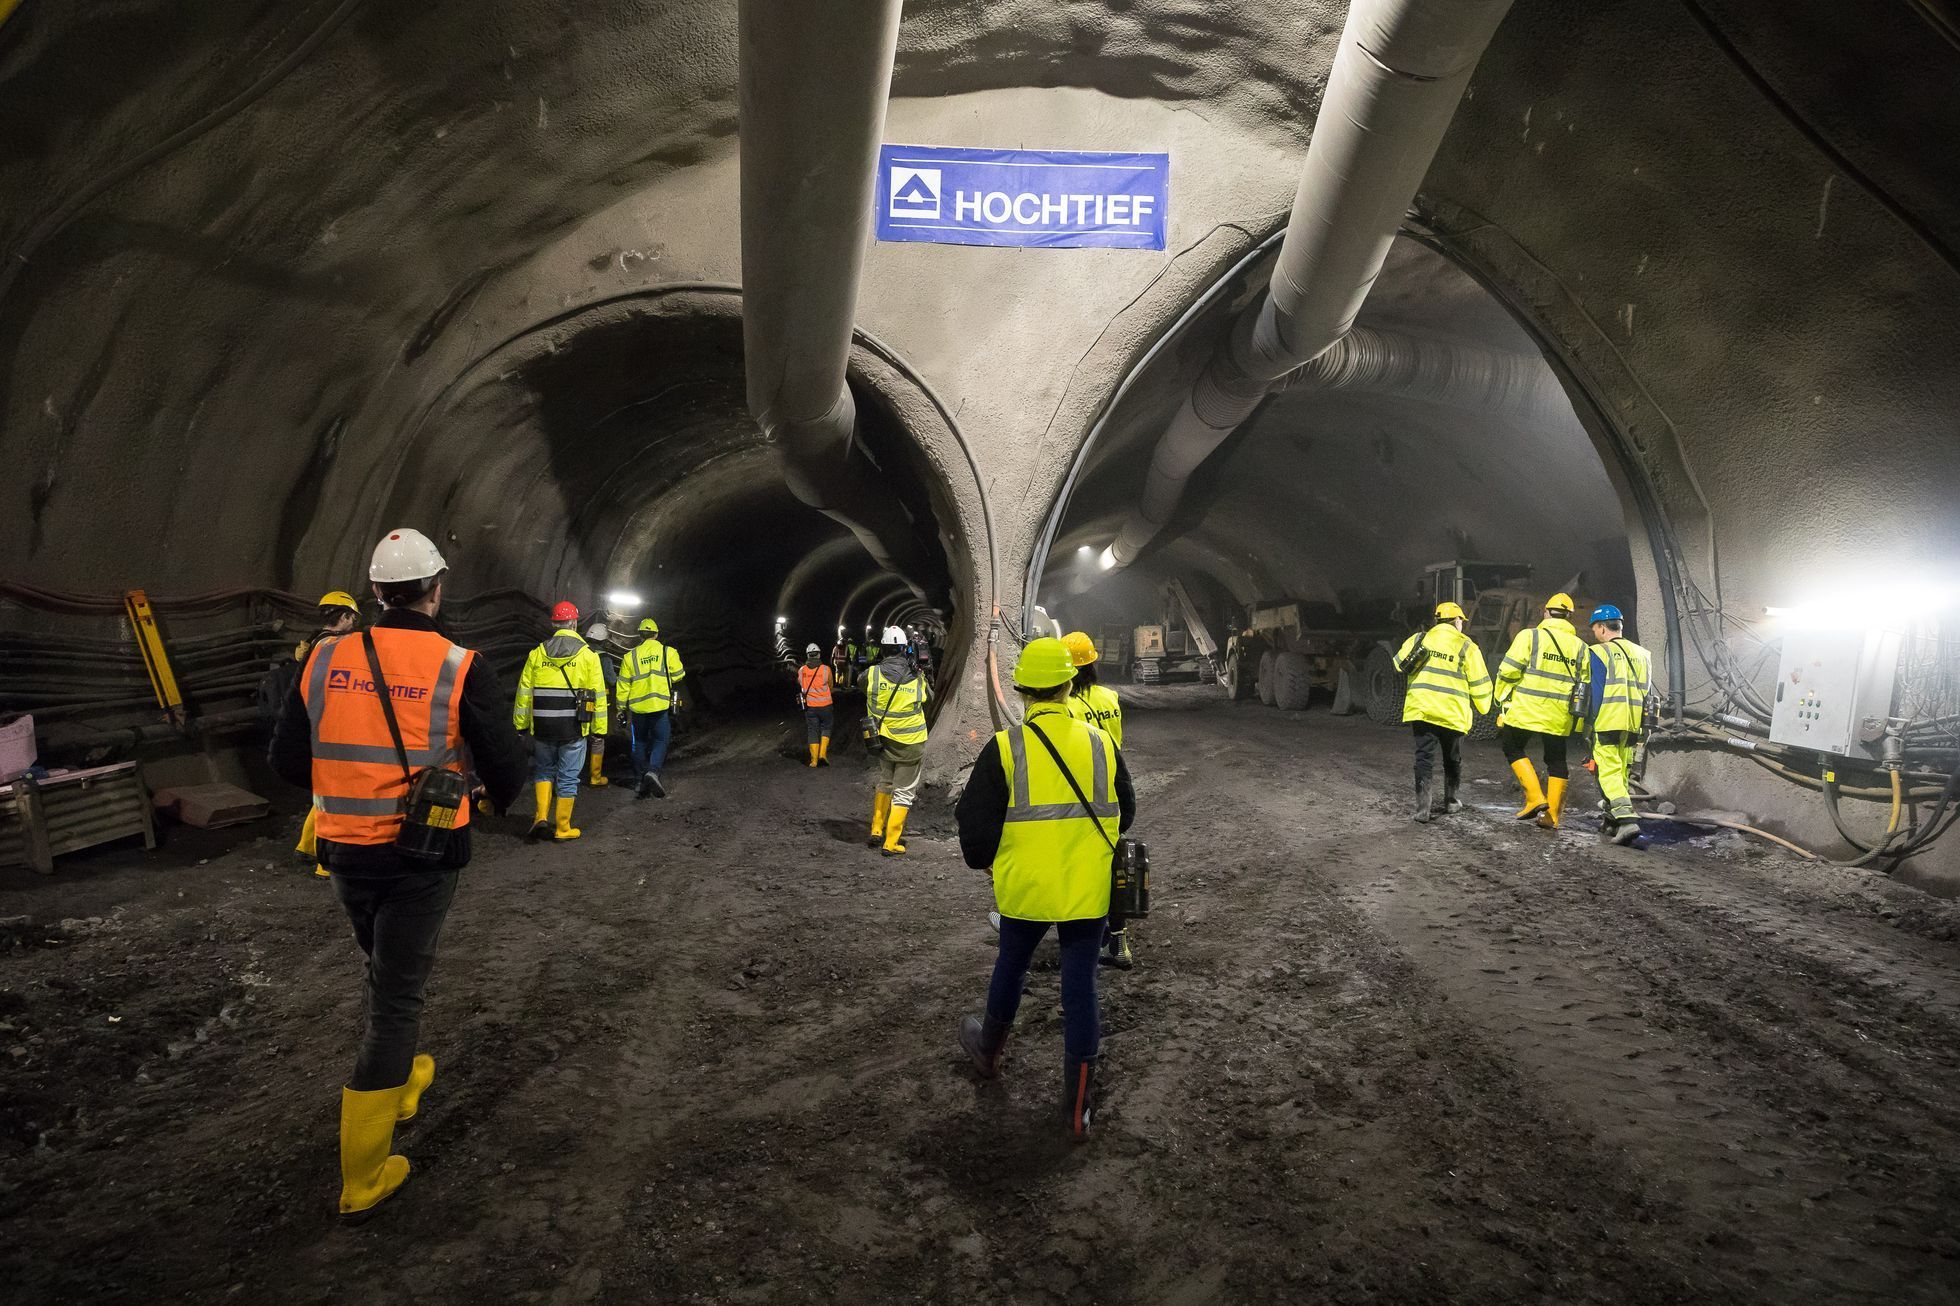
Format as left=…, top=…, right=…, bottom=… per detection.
left=842, top=635, right=859, bottom=689
left=1492, top=591, right=1591, bottom=830
left=1062, top=631, right=1123, bottom=748
left=854, top=633, right=873, bottom=687
left=616, top=616, right=685, bottom=798
left=864, top=625, right=930, bottom=856
left=268, top=527, right=528, bottom=1219
left=1587, top=604, right=1652, bottom=847
left=955, top=637, right=1135, bottom=1141
left=289, top=591, right=363, bottom=880
left=798, top=643, right=835, bottom=767
left=831, top=637, right=848, bottom=687
left=582, top=613, right=619, bottom=789
left=514, top=601, right=608, bottom=840
left=1392, top=602, right=1494, bottom=823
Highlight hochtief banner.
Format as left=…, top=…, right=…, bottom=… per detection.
left=875, top=144, right=1169, bottom=251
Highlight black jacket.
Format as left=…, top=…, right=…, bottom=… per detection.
left=955, top=714, right=1136, bottom=871
left=269, top=608, right=530, bottom=874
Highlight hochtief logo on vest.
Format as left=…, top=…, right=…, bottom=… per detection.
left=326, top=667, right=430, bottom=701
left=889, top=166, right=940, bottom=219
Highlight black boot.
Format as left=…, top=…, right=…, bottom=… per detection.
left=1063, top=1055, right=1098, bottom=1141
left=1099, top=928, right=1134, bottom=971
left=957, top=1014, right=1011, bottom=1078
left=1612, top=819, right=1643, bottom=847
left=1441, top=785, right=1464, bottom=814
left=635, top=771, right=651, bottom=800
left=1413, top=776, right=1434, bottom=823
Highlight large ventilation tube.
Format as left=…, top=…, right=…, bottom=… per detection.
left=1268, top=325, right=1567, bottom=418
left=737, top=0, right=930, bottom=584
left=1103, top=0, right=1516, bottom=572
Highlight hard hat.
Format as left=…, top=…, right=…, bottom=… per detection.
left=1545, top=592, right=1575, bottom=613
left=881, top=625, right=908, bottom=645
left=369, top=528, right=447, bottom=583
left=552, top=600, right=579, bottom=623
left=1013, top=637, right=1079, bottom=690
left=1590, top=603, right=1624, bottom=624
left=805, top=643, right=821, bottom=655
left=1062, top=631, right=1099, bottom=666
left=1435, top=601, right=1466, bottom=621
left=639, top=617, right=659, bottom=633
left=318, top=590, right=359, bottom=613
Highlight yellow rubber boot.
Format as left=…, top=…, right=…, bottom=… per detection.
left=296, top=806, right=318, bottom=858
left=817, top=736, right=831, bottom=766
left=396, top=1054, right=436, bottom=1122
left=553, top=795, right=581, bottom=841
left=314, top=864, right=330, bottom=879
left=882, top=805, right=910, bottom=857
left=807, top=743, right=820, bottom=768
left=1536, top=777, right=1568, bottom=830
left=588, top=739, right=609, bottom=786
left=338, top=1086, right=410, bottom=1219
left=530, top=781, right=552, bottom=837
left=868, top=792, right=891, bottom=848
left=1509, top=759, right=1548, bottom=821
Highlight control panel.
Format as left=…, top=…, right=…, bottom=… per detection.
left=1767, top=628, right=1902, bottom=759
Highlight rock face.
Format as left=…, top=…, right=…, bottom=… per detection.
left=1, top=0, right=1956, bottom=857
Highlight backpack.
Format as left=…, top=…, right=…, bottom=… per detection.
left=257, top=657, right=301, bottom=725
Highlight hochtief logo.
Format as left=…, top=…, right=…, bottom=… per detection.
left=326, top=667, right=430, bottom=701
left=888, top=166, right=940, bottom=220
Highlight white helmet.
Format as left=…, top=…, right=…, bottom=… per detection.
left=882, top=625, right=908, bottom=645
left=370, top=528, right=447, bottom=583
left=805, top=643, right=822, bottom=655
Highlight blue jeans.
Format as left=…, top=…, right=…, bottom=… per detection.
left=629, top=710, right=672, bottom=774
left=532, top=736, right=588, bottom=798
left=987, top=916, right=1104, bottom=1059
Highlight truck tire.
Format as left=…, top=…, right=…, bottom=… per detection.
left=1226, top=644, right=1255, bottom=700
left=1257, top=651, right=1277, bottom=706
left=1362, top=646, right=1406, bottom=725
left=1273, top=651, right=1313, bottom=712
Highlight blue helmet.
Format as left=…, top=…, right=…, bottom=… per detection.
left=1589, top=603, right=1624, bottom=624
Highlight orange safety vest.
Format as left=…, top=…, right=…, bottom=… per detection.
left=301, top=628, right=475, bottom=845
left=798, top=663, right=834, bottom=709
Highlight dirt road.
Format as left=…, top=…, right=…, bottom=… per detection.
left=6, top=688, right=1960, bottom=1303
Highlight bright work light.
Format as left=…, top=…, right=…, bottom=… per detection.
left=605, top=590, right=642, bottom=608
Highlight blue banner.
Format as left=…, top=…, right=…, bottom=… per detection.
left=875, top=145, right=1169, bottom=251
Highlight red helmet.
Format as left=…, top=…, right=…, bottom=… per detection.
left=551, top=600, right=579, bottom=622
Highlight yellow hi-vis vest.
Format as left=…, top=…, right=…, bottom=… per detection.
left=617, top=638, right=684, bottom=714
left=1593, top=638, right=1653, bottom=736
left=1494, top=618, right=1590, bottom=735
left=1066, top=683, right=1124, bottom=749
left=993, top=703, right=1119, bottom=922
left=514, top=633, right=608, bottom=738
left=1393, top=625, right=1494, bottom=734
left=865, top=665, right=929, bottom=745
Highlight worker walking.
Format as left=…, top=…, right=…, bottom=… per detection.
left=514, top=601, right=608, bottom=840
left=1587, top=604, right=1653, bottom=846
left=291, top=591, right=363, bottom=879
left=955, top=638, right=1136, bottom=1141
left=615, top=616, right=685, bottom=798
left=1493, top=592, right=1591, bottom=830
left=831, top=637, right=848, bottom=688
left=1062, top=631, right=1132, bottom=969
left=864, top=625, right=929, bottom=856
left=268, top=528, right=528, bottom=1219
left=798, top=643, right=835, bottom=767
left=1393, top=602, right=1495, bottom=822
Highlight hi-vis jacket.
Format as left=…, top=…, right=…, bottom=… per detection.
left=1589, top=637, right=1653, bottom=738
left=992, top=702, right=1120, bottom=921
left=617, top=637, right=685, bottom=715
left=1494, top=617, right=1590, bottom=735
left=302, top=628, right=474, bottom=845
left=797, top=663, right=834, bottom=709
left=1066, top=683, right=1124, bottom=749
left=514, top=630, right=608, bottom=740
left=1392, top=625, right=1494, bottom=734
left=865, top=661, right=929, bottom=746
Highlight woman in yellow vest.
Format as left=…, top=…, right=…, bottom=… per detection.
left=955, top=638, right=1137, bottom=1140
left=1062, top=630, right=1133, bottom=968
left=1392, top=602, right=1494, bottom=823
left=293, top=590, right=361, bottom=878
left=1492, top=592, right=1591, bottom=830
left=1585, top=604, right=1653, bottom=847
left=864, top=625, right=930, bottom=855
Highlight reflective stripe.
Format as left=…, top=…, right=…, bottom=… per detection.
left=1509, top=685, right=1570, bottom=701
left=1005, top=801, right=1121, bottom=822
left=1007, top=727, right=1031, bottom=808
left=1500, top=657, right=1526, bottom=672
left=1409, top=680, right=1469, bottom=700
left=316, top=794, right=402, bottom=816
left=304, top=637, right=339, bottom=730
left=1090, top=732, right=1109, bottom=802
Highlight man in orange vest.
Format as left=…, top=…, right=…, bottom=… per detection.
left=797, top=642, right=835, bottom=767
left=269, top=527, right=527, bottom=1221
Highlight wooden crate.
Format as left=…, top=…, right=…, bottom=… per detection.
left=0, top=763, right=157, bottom=876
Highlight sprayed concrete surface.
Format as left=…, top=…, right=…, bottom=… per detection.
left=6, top=687, right=1960, bottom=1302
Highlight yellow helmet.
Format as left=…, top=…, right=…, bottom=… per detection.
left=638, top=617, right=659, bottom=633
left=1062, top=631, right=1099, bottom=666
left=1545, top=592, right=1575, bottom=614
left=1435, top=601, right=1466, bottom=622
left=318, top=590, right=359, bottom=613
left=1012, top=637, right=1079, bottom=690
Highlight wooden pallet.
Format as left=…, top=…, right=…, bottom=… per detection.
left=0, top=762, right=157, bottom=875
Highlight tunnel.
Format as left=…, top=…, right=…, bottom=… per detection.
left=4, top=0, right=1960, bottom=1300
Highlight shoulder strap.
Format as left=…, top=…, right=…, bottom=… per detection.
left=359, top=633, right=416, bottom=786
left=1026, top=718, right=1117, bottom=853
left=871, top=672, right=900, bottom=724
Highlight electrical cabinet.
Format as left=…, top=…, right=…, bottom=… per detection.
left=1767, top=628, right=1902, bottom=759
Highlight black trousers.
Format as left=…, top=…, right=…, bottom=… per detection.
left=332, top=869, right=460, bottom=1091
left=1411, top=722, right=1463, bottom=791
left=1498, top=725, right=1570, bottom=779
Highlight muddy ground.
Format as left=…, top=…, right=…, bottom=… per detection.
left=6, top=686, right=1960, bottom=1303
